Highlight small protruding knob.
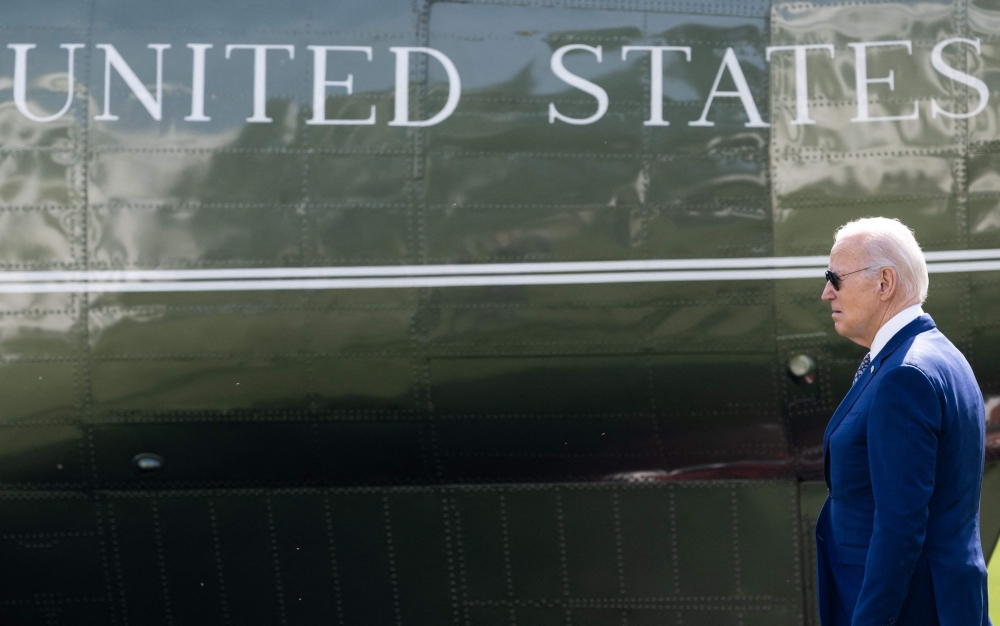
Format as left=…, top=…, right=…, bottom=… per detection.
left=788, top=354, right=817, bottom=385
left=133, top=453, right=164, bottom=473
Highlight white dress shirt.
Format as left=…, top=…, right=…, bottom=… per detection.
left=868, top=303, right=925, bottom=361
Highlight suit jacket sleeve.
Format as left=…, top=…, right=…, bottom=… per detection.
left=853, top=364, right=941, bottom=625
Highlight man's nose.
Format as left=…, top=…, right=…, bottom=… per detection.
left=821, top=280, right=836, bottom=301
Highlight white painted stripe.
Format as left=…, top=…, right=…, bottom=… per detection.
left=0, top=249, right=994, bottom=284
left=927, top=260, right=1000, bottom=273
left=0, top=255, right=832, bottom=283
left=924, top=249, right=1000, bottom=262
left=0, top=268, right=826, bottom=293
left=0, top=251, right=991, bottom=293
left=1, top=249, right=997, bottom=284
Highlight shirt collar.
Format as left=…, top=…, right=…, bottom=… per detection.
left=869, top=303, right=924, bottom=360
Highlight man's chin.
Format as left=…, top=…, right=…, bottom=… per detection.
left=831, top=319, right=847, bottom=337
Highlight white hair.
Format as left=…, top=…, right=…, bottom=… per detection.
left=834, top=217, right=929, bottom=304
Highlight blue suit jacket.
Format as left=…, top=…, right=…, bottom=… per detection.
left=816, top=315, right=989, bottom=626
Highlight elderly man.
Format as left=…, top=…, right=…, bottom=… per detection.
left=817, top=217, right=989, bottom=626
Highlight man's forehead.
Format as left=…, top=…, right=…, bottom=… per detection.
left=829, top=236, right=864, bottom=267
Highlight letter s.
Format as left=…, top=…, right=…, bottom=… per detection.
left=931, top=37, right=989, bottom=120
left=548, top=45, right=608, bottom=125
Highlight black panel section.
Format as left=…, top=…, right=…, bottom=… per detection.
left=93, top=423, right=321, bottom=486
left=214, top=497, right=281, bottom=626
left=562, top=489, right=619, bottom=596
left=0, top=535, right=105, bottom=602
left=0, top=426, right=85, bottom=487
left=92, top=420, right=436, bottom=487
left=314, top=420, right=430, bottom=484
left=617, top=489, right=674, bottom=596
left=505, top=490, right=564, bottom=599
left=437, top=415, right=662, bottom=482
left=452, top=491, right=507, bottom=601
left=431, top=357, right=651, bottom=415
left=157, top=498, right=229, bottom=626
left=328, top=493, right=397, bottom=626
left=271, top=495, right=340, bottom=625
left=0, top=496, right=107, bottom=620
left=110, top=499, right=170, bottom=626
left=0, top=483, right=804, bottom=625
left=390, top=492, right=455, bottom=626
left=0, top=602, right=114, bottom=626
left=673, top=486, right=736, bottom=596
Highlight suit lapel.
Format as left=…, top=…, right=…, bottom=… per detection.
left=822, top=315, right=937, bottom=464
left=823, top=361, right=877, bottom=451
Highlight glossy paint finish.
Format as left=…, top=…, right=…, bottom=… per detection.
left=0, top=0, right=997, bottom=624
left=0, top=482, right=804, bottom=626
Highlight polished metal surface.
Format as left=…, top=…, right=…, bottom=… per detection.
left=788, top=354, right=816, bottom=384
left=132, top=452, right=164, bottom=473
left=0, top=0, right=997, bottom=624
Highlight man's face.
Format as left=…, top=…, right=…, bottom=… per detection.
left=821, top=236, right=880, bottom=346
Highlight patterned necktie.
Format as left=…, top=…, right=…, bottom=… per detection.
left=853, top=353, right=871, bottom=386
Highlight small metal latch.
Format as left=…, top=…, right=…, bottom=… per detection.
left=132, top=453, right=165, bottom=473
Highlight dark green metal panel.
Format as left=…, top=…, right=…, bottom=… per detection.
left=0, top=483, right=804, bottom=625
left=797, top=482, right=829, bottom=626
left=0, top=0, right=996, bottom=623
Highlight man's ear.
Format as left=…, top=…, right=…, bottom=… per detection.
left=879, top=267, right=896, bottom=299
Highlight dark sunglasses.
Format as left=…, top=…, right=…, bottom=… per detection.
left=825, top=266, right=876, bottom=291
